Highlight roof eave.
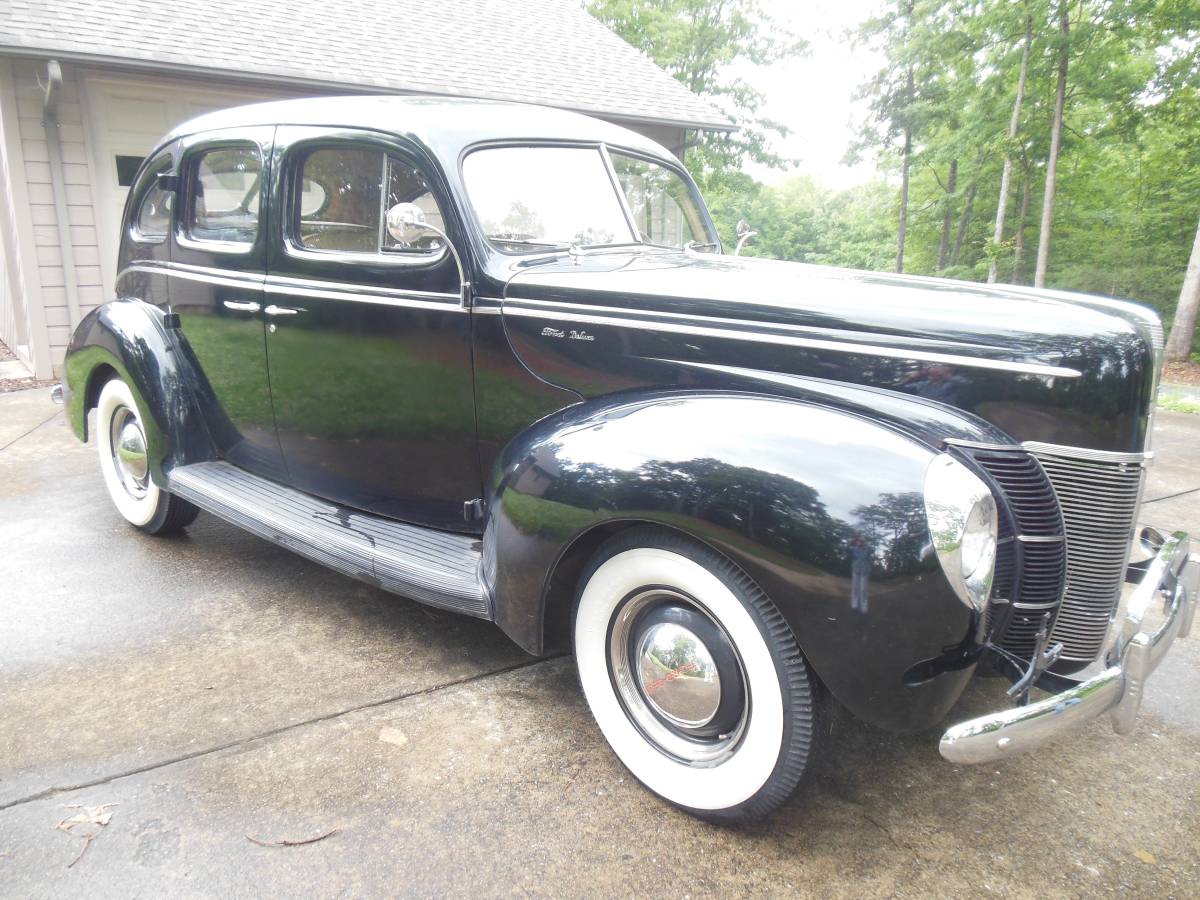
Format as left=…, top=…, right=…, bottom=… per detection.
left=0, top=45, right=736, bottom=133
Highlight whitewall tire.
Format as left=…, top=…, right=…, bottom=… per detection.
left=95, top=377, right=198, bottom=535
left=573, top=527, right=821, bottom=823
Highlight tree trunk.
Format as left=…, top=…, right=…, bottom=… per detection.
left=937, top=160, right=958, bottom=272
left=1035, top=4, right=1070, bottom=289
left=896, top=126, right=911, bottom=273
left=950, top=181, right=977, bottom=268
left=1012, top=172, right=1033, bottom=283
left=989, top=16, right=1033, bottom=284
left=896, top=61, right=915, bottom=275
left=1165, top=216, right=1200, bottom=362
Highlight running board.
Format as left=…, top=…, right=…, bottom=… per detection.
left=168, top=461, right=490, bottom=619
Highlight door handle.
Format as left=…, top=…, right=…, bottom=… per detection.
left=222, top=300, right=261, bottom=313
left=264, top=304, right=305, bottom=317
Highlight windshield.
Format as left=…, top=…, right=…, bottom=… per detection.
left=462, top=145, right=715, bottom=253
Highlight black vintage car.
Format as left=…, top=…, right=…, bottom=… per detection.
left=61, top=97, right=1196, bottom=823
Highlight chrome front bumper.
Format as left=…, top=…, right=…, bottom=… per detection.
left=940, top=530, right=1196, bottom=765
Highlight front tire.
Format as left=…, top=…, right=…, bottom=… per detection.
left=95, top=377, right=198, bottom=535
left=573, top=527, right=822, bottom=824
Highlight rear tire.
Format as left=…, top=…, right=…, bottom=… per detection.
left=572, top=526, right=822, bottom=824
left=95, top=377, right=199, bottom=536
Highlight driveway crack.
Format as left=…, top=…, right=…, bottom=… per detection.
left=0, top=654, right=565, bottom=813
left=0, top=410, right=62, bottom=454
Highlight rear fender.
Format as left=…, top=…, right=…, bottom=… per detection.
left=487, top=389, right=1000, bottom=731
left=64, top=299, right=211, bottom=486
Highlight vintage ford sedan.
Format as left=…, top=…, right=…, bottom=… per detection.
left=61, top=97, right=1197, bottom=823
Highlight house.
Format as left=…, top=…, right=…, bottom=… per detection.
left=0, top=0, right=730, bottom=379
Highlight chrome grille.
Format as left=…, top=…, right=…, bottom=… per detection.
left=960, top=446, right=1067, bottom=658
left=1025, top=443, right=1147, bottom=663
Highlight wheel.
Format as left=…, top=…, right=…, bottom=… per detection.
left=95, top=376, right=199, bottom=535
left=573, top=527, right=822, bottom=824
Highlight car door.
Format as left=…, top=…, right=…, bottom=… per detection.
left=263, top=126, right=479, bottom=531
left=169, top=126, right=286, bottom=480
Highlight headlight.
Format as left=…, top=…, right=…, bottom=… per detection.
left=924, top=454, right=998, bottom=610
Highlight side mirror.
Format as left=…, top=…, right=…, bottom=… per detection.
left=385, top=202, right=430, bottom=247
left=734, top=219, right=757, bottom=256
left=385, top=203, right=470, bottom=309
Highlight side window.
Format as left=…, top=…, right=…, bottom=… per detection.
left=132, top=159, right=173, bottom=242
left=187, top=145, right=261, bottom=245
left=610, top=153, right=704, bottom=249
left=295, top=145, right=445, bottom=257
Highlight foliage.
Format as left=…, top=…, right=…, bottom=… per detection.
left=586, top=0, right=807, bottom=181
left=594, top=0, right=1200, bottom=353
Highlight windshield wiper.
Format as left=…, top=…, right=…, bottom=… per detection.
left=490, top=238, right=571, bottom=250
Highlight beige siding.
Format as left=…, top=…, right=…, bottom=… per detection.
left=11, top=58, right=97, bottom=372
left=0, top=58, right=52, bottom=376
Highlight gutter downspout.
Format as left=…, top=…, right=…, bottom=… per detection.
left=39, top=60, right=81, bottom=331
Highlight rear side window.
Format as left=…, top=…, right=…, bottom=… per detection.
left=188, top=145, right=261, bottom=245
left=131, top=157, right=173, bottom=242
left=295, top=145, right=445, bottom=257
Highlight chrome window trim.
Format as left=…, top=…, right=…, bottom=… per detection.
left=599, top=143, right=642, bottom=243
left=282, top=241, right=450, bottom=269
left=605, top=145, right=720, bottom=251
left=502, top=303, right=1083, bottom=379
left=458, top=139, right=720, bottom=255
left=282, top=141, right=450, bottom=269
left=179, top=141, right=264, bottom=255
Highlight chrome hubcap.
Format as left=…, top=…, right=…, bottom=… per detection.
left=635, top=623, right=721, bottom=728
left=109, top=406, right=149, bottom=499
left=609, top=589, right=748, bottom=766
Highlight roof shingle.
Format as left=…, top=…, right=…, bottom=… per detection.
left=0, top=0, right=732, bottom=130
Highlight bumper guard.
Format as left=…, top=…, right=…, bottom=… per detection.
left=939, top=530, right=1196, bottom=765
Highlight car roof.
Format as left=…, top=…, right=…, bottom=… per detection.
left=162, top=95, right=678, bottom=165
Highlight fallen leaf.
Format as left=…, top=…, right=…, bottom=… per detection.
left=55, top=803, right=117, bottom=868
left=1134, top=850, right=1157, bottom=865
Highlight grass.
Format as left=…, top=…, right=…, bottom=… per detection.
left=1158, top=391, right=1200, bottom=415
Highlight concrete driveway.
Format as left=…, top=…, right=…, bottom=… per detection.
left=2, top=386, right=1198, bottom=898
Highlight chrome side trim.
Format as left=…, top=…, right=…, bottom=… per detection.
left=939, top=532, right=1194, bottom=764
left=510, top=295, right=1003, bottom=353
left=265, top=273, right=458, bottom=303
left=264, top=278, right=460, bottom=311
left=503, top=304, right=1083, bottom=379
left=1022, top=440, right=1154, bottom=466
left=119, top=262, right=462, bottom=312
left=121, top=261, right=264, bottom=291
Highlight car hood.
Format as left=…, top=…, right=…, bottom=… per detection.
left=500, top=250, right=1159, bottom=453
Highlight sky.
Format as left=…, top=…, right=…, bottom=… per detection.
left=735, top=0, right=887, bottom=189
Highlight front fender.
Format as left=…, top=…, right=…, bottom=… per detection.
left=488, top=390, right=983, bottom=732
left=64, top=299, right=210, bottom=486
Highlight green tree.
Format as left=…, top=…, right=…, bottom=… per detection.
left=587, top=0, right=807, bottom=206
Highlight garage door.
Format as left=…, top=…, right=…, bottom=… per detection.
left=84, top=76, right=285, bottom=290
